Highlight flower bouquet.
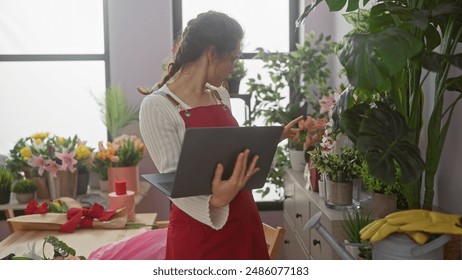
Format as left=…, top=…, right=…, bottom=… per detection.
left=11, top=132, right=94, bottom=199
left=93, top=134, right=145, bottom=193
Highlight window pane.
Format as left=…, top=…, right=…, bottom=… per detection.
left=182, top=0, right=289, bottom=52
left=241, top=59, right=290, bottom=126
left=0, top=61, right=107, bottom=155
left=0, top=0, right=104, bottom=54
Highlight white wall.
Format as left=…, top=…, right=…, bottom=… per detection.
left=107, top=0, right=173, bottom=220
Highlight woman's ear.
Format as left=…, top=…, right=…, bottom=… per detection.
left=207, top=47, right=217, bottom=63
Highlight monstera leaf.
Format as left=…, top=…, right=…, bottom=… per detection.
left=341, top=102, right=425, bottom=185
left=339, top=28, right=423, bottom=91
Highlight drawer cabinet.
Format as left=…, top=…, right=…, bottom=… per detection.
left=281, top=169, right=346, bottom=260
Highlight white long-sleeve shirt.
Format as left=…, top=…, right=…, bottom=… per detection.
left=139, top=83, right=232, bottom=230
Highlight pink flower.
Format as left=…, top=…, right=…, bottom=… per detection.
left=56, top=151, right=78, bottom=173
left=319, top=94, right=336, bottom=115
left=45, top=160, right=60, bottom=177
left=30, top=155, right=47, bottom=176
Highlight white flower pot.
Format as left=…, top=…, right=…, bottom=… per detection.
left=289, top=149, right=306, bottom=172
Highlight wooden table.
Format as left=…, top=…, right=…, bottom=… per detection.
left=0, top=182, right=151, bottom=232
left=0, top=213, right=157, bottom=259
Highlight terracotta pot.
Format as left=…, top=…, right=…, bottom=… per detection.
left=108, top=166, right=139, bottom=194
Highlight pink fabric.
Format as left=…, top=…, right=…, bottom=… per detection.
left=87, top=228, right=167, bottom=260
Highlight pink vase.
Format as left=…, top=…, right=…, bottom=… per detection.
left=108, top=166, right=139, bottom=194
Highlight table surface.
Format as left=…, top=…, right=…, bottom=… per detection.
left=0, top=213, right=157, bottom=259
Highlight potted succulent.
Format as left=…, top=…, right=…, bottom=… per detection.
left=226, top=59, right=247, bottom=94
left=12, top=178, right=37, bottom=203
left=310, top=146, right=362, bottom=207
left=0, top=167, right=14, bottom=204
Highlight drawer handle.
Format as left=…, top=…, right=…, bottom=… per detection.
left=284, top=195, right=292, bottom=199
left=284, top=240, right=290, bottom=245
left=295, top=213, right=302, bottom=219
left=312, top=239, right=321, bottom=246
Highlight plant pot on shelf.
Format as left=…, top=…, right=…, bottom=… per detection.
left=361, top=192, right=397, bottom=219
left=31, top=176, right=49, bottom=199
left=0, top=190, right=11, bottom=205
left=325, top=179, right=353, bottom=207
left=76, top=170, right=90, bottom=195
left=15, top=192, right=35, bottom=204
left=47, top=170, right=78, bottom=200
left=99, top=179, right=109, bottom=193
left=289, top=149, right=306, bottom=172
left=108, top=166, right=139, bottom=194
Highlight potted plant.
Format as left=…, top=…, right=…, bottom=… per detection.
left=98, top=134, right=145, bottom=194
left=341, top=209, right=374, bottom=260
left=359, top=161, right=407, bottom=218
left=298, top=0, right=462, bottom=210
left=310, top=146, right=362, bottom=207
left=0, top=167, right=14, bottom=204
left=94, top=85, right=140, bottom=141
left=12, top=179, right=37, bottom=203
left=226, top=59, right=247, bottom=94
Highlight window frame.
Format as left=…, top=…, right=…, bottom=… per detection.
left=0, top=0, right=110, bottom=89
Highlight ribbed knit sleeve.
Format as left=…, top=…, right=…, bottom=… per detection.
left=139, top=86, right=229, bottom=230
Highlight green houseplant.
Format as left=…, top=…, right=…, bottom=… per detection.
left=95, top=85, right=140, bottom=141
left=0, top=167, right=14, bottom=204
left=226, top=59, right=247, bottom=93
left=12, top=178, right=37, bottom=203
left=310, top=146, right=362, bottom=206
left=342, top=209, right=375, bottom=259
left=298, top=0, right=462, bottom=210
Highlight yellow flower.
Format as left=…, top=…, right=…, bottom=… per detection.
left=57, top=137, right=65, bottom=146
left=31, top=132, right=49, bottom=141
left=20, top=146, right=32, bottom=161
left=75, top=144, right=91, bottom=160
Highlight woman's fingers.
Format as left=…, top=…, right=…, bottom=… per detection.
left=212, top=163, right=224, bottom=186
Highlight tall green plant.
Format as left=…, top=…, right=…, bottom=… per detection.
left=95, top=86, right=140, bottom=140
left=299, top=0, right=462, bottom=209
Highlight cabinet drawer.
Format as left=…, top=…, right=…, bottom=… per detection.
left=308, top=204, right=341, bottom=260
left=294, top=185, right=311, bottom=246
left=283, top=173, right=296, bottom=222
left=282, top=218, right=309, bottom=260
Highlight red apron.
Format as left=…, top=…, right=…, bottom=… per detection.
left=165, top=104, right=269, bottom=260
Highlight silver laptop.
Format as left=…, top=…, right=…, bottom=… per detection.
left=141, top=126, right=283, bottom=198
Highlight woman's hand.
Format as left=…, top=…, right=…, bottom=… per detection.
left=280, top=115, right=304, bottom=143
left=209, top=149, right=260, bottom=208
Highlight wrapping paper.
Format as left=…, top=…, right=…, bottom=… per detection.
left=8, top=198, right=128, bottom=232
left=87, top=228, right=167, bottom=260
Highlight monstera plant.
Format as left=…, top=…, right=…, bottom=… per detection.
left=298, top=0, right=462, bottom=209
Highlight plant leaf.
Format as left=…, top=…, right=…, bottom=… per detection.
left=339, top=28, right=423, bottom=90
left=341, top=102, right=425, bottom=185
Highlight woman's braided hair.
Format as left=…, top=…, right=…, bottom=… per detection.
left=158, top=11, right=244, bottom=88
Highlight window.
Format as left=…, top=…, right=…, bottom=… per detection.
left=175, top=0, right=300, bottom=203
left=0, top=0, right=109, bottom=155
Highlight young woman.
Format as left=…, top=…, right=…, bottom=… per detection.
left=139, top=10, right=301, bottom=259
